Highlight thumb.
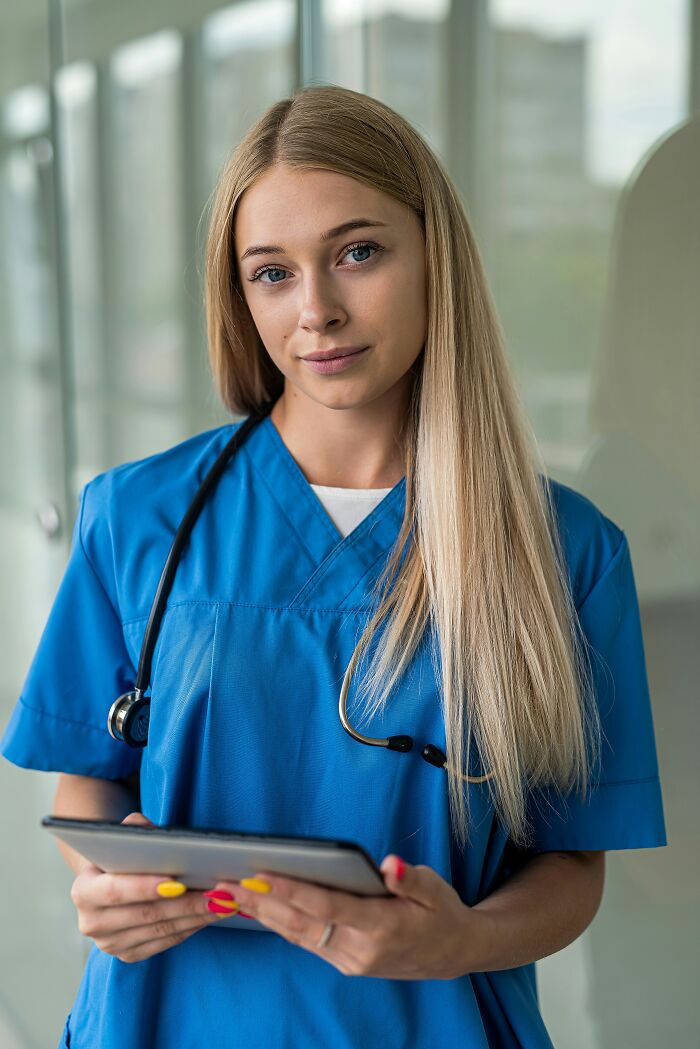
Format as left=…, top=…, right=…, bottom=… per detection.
left=121, top=811, right=156, bottom=828
left=379, top=854, right=437, bottom=908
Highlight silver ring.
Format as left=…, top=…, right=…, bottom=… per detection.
left=316, top=921, right=334, bottom=949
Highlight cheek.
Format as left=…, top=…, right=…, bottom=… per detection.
left=246, top=299, right=291, bottom=362
left=373, top=270, right=426, bottom=359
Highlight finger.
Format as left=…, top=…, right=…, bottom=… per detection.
left=378, top=855, right=443, bottom=909
left=75, top=868, right=191, bottom=910
left=121, top=812, right=157, bottom=828
left=238, top=903, right=359, bottom=973
left=215, top=875, right=385, bottom=933
left=95, top=907, right=221, bottom=956
left=105, top=921, right=208, bottom=964
left=78, top=889, right=213, bottom=938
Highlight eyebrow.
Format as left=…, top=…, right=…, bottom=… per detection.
left=239, top=218, right=389, bottom=262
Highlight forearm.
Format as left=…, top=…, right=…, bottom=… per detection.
left=468, top=851, right=605, bottom=973
left=53, top=772, right=139, bottom=875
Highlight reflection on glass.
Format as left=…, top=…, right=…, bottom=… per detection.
left=490, top=0, right=688, bottom=485
left=488, top=5, right=694, bottom=1049
left=202, top=0, right=296, bottom=186
left=108, top=31, right=186, bottom=406
left=322, top=0, right=449, bottom=157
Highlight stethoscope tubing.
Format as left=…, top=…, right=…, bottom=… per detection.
left=107, top=399, right=494, bottom=785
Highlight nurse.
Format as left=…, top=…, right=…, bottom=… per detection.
left=1, top=85, right=667, bottom=1048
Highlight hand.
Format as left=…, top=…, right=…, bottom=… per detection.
left=68, top=812, right=227, bottom=963
left=209, top=855, right=489, bottom=979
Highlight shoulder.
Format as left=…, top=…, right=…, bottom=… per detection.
left=76, top=423, right=245, bottom=613
left=80, top=422, right=244, bottom=524
left=543, top=476, right=628, bottom=611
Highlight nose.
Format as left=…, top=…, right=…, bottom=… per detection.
left=297, top=273, right=347, bottom=335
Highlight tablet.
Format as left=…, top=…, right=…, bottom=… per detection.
left=43, top=816, right=392, bottom=932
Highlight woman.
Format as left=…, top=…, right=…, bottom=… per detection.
left=1, top=85, right=666, bottom=1048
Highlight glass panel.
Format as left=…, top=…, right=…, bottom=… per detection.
left=488, top=3, right=694, bottom=1047
left=202, top=0, right=296, bottom=186
left=56, top=0, right=296, bottom=479
left=108, top=32, right=186, bottom=406
left=322, top=0, right=450, bottom=157
left=55, top=33, right=191, bottom=481
left=0, top=14, right=84, bottom=1049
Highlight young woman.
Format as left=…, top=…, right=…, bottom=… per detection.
left=1, top=85, right=666, bottom=1048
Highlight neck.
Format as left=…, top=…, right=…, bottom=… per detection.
left=269, top=381, right=410, bottom=489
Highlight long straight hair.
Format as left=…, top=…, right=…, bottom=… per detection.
left=204, top=85, right=602, bottom=850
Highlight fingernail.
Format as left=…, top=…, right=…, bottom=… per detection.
left=207, top=900, right=240, bottom=914
left=204, top=890, right=236, bottom=901
left=238, top=911, right=254, bottom=919
left=157, top=881, right=187, bottom=898
left=240, top=877, right=271, bottom=894
left=395, top=856, right=406, bottom=882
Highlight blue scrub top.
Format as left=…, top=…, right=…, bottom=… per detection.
left=1, top=414, right=667, bottom=1049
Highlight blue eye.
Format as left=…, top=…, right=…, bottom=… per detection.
left=248, top=240, right=381, bottom=285
left=259, top=267, right=286, bottom=285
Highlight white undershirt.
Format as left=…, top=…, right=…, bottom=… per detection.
left=310, top=483, right=394, bottom=537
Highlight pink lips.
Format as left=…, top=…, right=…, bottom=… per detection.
left=304, top=346, right=367, bottom=361
left=301, top=347, right=371, bottom=374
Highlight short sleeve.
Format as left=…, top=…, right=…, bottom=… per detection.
left=0, top=480, right=141, bottom=779
left=524, top=531, right=667, bottom=852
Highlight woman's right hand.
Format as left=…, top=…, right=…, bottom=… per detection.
left=69, top=812, right=232, bottom=963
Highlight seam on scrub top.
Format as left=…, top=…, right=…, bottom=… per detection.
left=335, top=544, right=398, bottom=608
left=290, top=489, right=405, bottom=606
left=77, top=479, right=127, bottom=629
left=249, top=424, right=406, bottom=584
left=574, top=529, right=628, bottom=614
left=249, top=422, right=340, bottom=543
left=77, top=482, right=139, bottom=679
left=121, top=600, right=375, bottom=626
left=207, top=605, right=220, bottom=703
left=591, top=775, right=661, bottom=788
left=15, top=695, right=110, bottom=735
left=262, top=425, right=342, bottom=541
left=531, top=775, right=661, bottom=799
left=244, top=443, right=329, bottom=563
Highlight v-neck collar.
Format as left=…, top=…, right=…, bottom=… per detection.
left=244, top=414, right=408, bottom=609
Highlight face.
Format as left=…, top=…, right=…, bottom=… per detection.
left=234, top=164, right=427, bottom=414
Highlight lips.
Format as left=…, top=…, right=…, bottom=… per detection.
left=303, top=346, right=368, bottom=362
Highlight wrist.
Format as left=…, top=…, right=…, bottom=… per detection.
left=452, top=903, right=496, bottom=978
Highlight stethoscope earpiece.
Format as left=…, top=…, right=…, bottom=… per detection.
left=386, top=735, right=413, bottom=752
left=421, top=743, right=447, bottom=768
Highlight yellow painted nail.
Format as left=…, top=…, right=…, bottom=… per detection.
left=240, top=877, right=271, bottom=894
left=156, top=881, right=187, bottom=898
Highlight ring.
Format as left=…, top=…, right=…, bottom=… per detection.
left=316, top=921, right=334, bottom=949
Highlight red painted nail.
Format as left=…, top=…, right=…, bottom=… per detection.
left=204, top=890, right=235, bottom=901
left=395, top=856, right=406, bottom=882
left=207, top=900, right=239, bottom=915
left=238, top=911, right=254, bottom=919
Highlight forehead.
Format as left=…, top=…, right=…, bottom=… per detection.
left=234, top=164, right=409, bottom=244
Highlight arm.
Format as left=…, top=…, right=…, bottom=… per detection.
left=469, top=849, right=606, bottom=972
left=52, top=772, right=140, bottom=875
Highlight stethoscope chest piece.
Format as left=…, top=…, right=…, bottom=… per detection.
left=108, top=691, right=150, bottom=747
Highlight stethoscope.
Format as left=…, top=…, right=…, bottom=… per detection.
left=107, top=398, right=494, bottom=785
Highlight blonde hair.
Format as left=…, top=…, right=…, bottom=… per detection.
left=204, top=84, right=602, bottom=851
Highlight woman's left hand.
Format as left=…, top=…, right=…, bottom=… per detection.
left=208, top=856, right=488, bottom=979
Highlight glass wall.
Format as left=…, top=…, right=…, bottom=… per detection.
left=0, top=1, right=697, bottom=1045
